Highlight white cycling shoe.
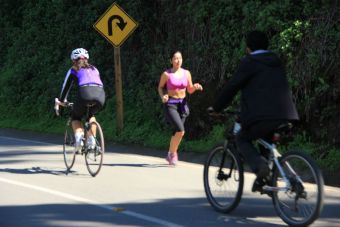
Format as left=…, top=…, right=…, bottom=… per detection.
left=87, top=136, right=96, bottom=150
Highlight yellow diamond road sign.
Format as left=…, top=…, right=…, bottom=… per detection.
left=94, top=2, right=138, bottom=47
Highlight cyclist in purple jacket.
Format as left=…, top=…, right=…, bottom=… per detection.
left=58, top=48, right=105, bottom=151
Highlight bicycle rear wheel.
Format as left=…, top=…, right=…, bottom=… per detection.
left=271, top=150, right=324, bottom=227
left=63, top=124, right=76, bottom=172
left=85, top=121, right=104, bottom=177
left=203, top=143, right=244, bottom=213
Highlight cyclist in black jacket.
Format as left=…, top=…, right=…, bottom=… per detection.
left=211, top=30, right=299, bottom=193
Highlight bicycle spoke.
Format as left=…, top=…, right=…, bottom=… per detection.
left=85, top=121, right=104, bottom=177
left=272, top=151, right=324, bottom=226
left=204, top=144, right=244, bottom=213
left=63, top=125, right=76, bottom=171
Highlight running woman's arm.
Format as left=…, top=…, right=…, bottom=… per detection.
left=158, top=72, right=169, bottom=103
left=187, top=71, right=203, bottom=94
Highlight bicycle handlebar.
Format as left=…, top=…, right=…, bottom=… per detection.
left=206, top=107, right=240, bottom=117
left=54, top=98, right=73, bottom=116
left=206, top=107, right=241, bottom=126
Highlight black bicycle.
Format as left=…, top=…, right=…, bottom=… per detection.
left=203, top=110, right=324, bottom=227
left=55, top=98, right=105, bottom=177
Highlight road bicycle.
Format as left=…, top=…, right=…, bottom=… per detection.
left=55, top=98, right=105, bottom=177
left=203, top=110, right=324, bottom=226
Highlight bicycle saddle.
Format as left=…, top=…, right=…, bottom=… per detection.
left=86, top=101, right=97, bottom=107
left=275, top=122, right=293, bottom=133
left=272, top=122, right=293, bottom=142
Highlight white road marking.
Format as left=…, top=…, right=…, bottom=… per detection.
left=0, top=177, right=184, bottom=227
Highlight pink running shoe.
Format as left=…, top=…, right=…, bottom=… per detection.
left=166, top=152, right=178, bottom=165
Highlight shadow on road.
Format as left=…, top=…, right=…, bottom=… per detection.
left=0, top=166, right=87, bottom=176
left=0, top=147, right=61, bottom=166
left=103, top=163, right=170, bottom=168
left=0, top=166, right=74, bottom=176
left=1, top=195, right=338, bottom=227
left=0, top=198, right=284, bottom=227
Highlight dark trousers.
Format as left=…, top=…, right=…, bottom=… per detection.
left=236, top=119, right=287, bottom=177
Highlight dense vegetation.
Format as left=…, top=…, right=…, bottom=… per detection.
left=0, top=1, right=339, bottom=177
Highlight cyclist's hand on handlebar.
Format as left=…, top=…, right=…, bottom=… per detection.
left=55, top=98, right=69, bottom=107
left=207, top=106, right=220, bottom=116
left=54, top=98, right=74, bottom=116
left=207, top=107, right=227, bottom=124
left=54, top=98, right=61, bottom=116
left=207, top=106, right=214, bottom=113
left=54, top=98, right=68, bottom=116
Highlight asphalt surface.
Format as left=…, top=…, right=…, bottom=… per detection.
left=0, top=128, right=339, bottom=226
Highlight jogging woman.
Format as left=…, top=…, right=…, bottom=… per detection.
left=158, top=51, right=203, bottom=165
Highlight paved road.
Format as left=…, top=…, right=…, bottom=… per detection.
left=0, top=130, right=339, bottom=226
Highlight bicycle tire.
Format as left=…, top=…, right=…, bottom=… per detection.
left=63, top=124, right=76, bottom=172
left=85, top=121, right=104, bottom=177
left=271, top=150, right=324, bottom=227
left=203, top=143, right=244, bottom=213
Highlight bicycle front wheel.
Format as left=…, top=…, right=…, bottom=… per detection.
left=272, top=150, right=324, bottom=227
left=203, top=143, right=244, bottom=213
left=85, top=121, right=105, bottom=177
left=63, top=124, right=76, bottom=172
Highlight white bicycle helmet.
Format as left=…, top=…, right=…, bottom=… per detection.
left=70, top=48, right=89, bottom=60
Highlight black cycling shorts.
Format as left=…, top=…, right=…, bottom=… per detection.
left=72, top=86, right=105, bottom=121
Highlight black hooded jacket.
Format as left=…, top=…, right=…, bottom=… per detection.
left=213, top=52, right=299, bottom=128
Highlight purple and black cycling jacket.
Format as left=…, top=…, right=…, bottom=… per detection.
left=59, top=66, right=103, bottom=102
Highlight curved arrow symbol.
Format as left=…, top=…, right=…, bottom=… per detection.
left=108, top=15, right=127, bottom=36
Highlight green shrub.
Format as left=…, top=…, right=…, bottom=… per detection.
left=0, top=0, right=338, bottom=173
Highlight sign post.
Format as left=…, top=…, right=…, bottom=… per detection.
left=93, top=2, right=138, bottom=134
left=114, top=47, right=123, bottom=132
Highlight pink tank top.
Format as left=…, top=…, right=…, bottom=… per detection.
left=166, top=68, right=188, bottom=90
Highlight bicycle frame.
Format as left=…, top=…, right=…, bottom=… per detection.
left=205, top=110, right=324, bottom=226
left=257, top=139, right=292, bottom=192
left=218, top=140, right=236, bottom=181
left=230, top=120, right=293, bottom=192
left=59, top=100, right=104, bottom=177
